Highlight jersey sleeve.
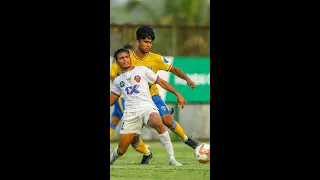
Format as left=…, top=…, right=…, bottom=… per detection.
left=157, top=56, right=172, bottom=72
left=143, top=66, right=159, bottom=84
left=111, top=79, right=121, bottom=96
left=110, top=62, right=119, bottom=79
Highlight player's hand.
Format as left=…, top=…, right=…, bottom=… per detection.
left=187, top=80, right=196, bottom=89
left=177, top=95, right=187, bottom=109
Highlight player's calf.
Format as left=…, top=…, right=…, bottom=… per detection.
left=131, top=137, right=153, bottom=164
left=161, top=114, right=175, bottom=128
left=161, top=114, right=201, bottom=149
left=110, top=134, right=135, bottom=165
left=131, top=136, right=151, bottom=157
left=147, top=112, right=181, bottom=164
left=110, top=147, right=120, bottom=165
left=162, top=114, right=188, bottom=141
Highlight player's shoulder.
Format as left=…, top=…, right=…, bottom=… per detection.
left=149, top=52, right=169, bottom=63
left=114, top=73, right=124, bottom=82
left=134, top=66, right=149, bottom=71
left=148, top=52, right=162, bottom=59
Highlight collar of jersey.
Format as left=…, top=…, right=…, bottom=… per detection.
left=121, top=66, right=135, bottom=74
left=132, top=51, right=149, bottom=61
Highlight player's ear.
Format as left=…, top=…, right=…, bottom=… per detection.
left=136, top=39, right=139, bottom=46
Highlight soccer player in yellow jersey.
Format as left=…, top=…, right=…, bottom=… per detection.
left=110, top=44, right=133, bottom=140
left=111, top=26, right=201, bottom=149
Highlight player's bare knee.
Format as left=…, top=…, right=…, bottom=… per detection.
left=161, top=114, right=174, bottom=128
left=148, top=113, right=161, bottom=125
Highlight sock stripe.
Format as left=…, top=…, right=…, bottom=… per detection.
left=169, top=120, right=177, bottom=130
left=131, top=138, right=141, bottom=147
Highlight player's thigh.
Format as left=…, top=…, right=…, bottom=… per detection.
left=144, top=107, right=166, bottom=133
left=146, top=112, right=162, bottom=127
left=152, top=95, right=170, bottom=116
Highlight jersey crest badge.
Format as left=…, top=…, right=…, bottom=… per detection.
left=120, top=81, right=125, bottom=88
left=134, top=75, right=141, bottom=83
left=162, top=57, right=169, bottom=63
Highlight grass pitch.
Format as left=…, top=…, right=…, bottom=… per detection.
left=110, top=141, right=210, bottom=180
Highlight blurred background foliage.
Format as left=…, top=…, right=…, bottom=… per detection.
left=110, top=0, right=210, bottom=56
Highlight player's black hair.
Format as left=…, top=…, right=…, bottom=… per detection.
left=136, top=26, right=155, bottom=41
left=114, top=48, right=130, bottom=61
left=123, top=44, right=133, bottom=50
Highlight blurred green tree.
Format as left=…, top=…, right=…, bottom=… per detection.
left=124, top=0, right=210, bottom=25
left=124, top=0, right=210, bottom=56
left=110, top=0, right=210, bottom=56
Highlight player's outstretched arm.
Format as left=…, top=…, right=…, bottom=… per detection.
left=156, top=77, right=187, bottom=108
left=110, top=92, right=120, bottom=106
left=170, top=66, right=196, bottom=89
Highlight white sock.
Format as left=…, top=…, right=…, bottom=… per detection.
left=110, top=147, right=120, bottom=163
left=159, top=130, right=175, bottom=161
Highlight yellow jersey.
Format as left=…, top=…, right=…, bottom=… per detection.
left=110, top=61, right=118, bottom=80
left=110, top=51, right=172, bottom=96
left=110, top=61, right=124, bottom=98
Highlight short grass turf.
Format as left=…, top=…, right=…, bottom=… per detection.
left=110, top=141, right=210, bottom=180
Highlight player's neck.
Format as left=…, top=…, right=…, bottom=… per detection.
left=134, top=49, right=148, bottom=60
left=121, top=66, right=135, bottom=73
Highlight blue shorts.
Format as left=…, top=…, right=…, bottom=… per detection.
left=152, top=95, right=170, bottom=116
left=112, top=97, right=125, bottom=119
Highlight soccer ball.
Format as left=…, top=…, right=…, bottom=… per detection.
left=194, top=143, right=210, bottom=163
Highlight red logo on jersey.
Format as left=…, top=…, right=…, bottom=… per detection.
left=134, top=75, right=141, bottom=83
